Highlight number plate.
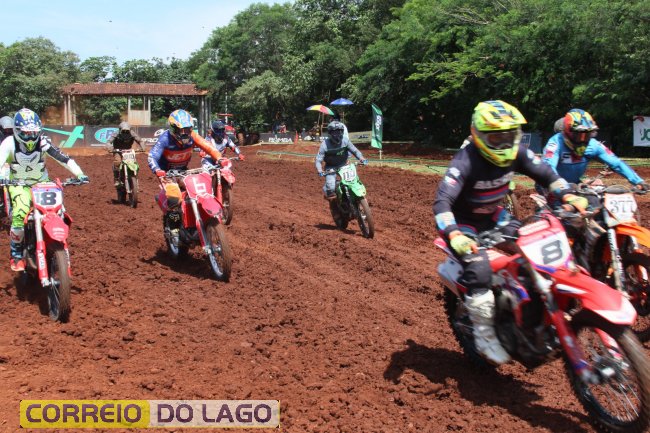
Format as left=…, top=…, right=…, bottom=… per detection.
left=32, top=186, right=63, bottom=208
left=520, top=231, right=572, bottom=267
left=122, top=151, right=136, bottom=162
left=339, top=165, right=357, bottom=182
left=604, top=193, right=637, bottom=223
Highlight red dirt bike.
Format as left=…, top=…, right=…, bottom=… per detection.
left=211, top=157, right=238, bottom=225
left=156, top=166, right=232, bottom=281
left=532, top=183, right=650, bottom=342
left=435, top=209, right=650, bottom=432
left=4, top=177, right=88, bottom=322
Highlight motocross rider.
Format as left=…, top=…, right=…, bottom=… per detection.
left=107, top=121, right=145, bottom=186
left=315, top=120, right=368, bottom=200
left=148, top=109, right=222, bottom=246
left=538, top=109, right=649, bottom=193
left=433, top=100, right=585, bottom=365
left=201, top=120, right=244, bottom=168
left=0, top=108, right=89, bottom=271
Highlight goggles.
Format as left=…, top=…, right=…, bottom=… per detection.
left=484, top=129, right=518, bottom=150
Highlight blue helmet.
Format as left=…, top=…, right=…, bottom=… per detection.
left=168, top=109, right=193, bottom=145
left=14, top=108, right=42, bottom=152
left=211, top=120, right=226, bottom=141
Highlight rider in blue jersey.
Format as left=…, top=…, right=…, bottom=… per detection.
left=539, top=109, right=648, bottom=191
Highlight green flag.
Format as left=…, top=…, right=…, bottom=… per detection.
left=371, top=103, right=383, bottom=149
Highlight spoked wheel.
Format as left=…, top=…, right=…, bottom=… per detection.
left=128, top=175, right=138, bottom=208
left=163, top=217, right=188, bottom=258
left=622, top=253, right=650, bottom=342
left=46, top=244, right=71, bottom=322
left=565, top=310, right=650, bottom=433
left=221, top=183, right=233, bottom=225
left=355, top=198, right=375, bottom=239
left=206, top=220, right=232, bottom=281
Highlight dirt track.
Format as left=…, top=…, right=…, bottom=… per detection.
left=1, top=144, right=649, bottom=432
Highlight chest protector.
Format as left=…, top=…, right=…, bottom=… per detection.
left=11, top=143, right=46, bottom=183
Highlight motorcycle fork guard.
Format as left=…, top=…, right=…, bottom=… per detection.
left=197, top=195, right=224, bottom=223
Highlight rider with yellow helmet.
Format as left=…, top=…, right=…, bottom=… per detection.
left=434, top=100, right=582, bottom=365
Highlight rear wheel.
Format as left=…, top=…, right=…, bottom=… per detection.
left=565, top=311, right=650, bottom=433
left=355, top=198, right=375, bottom=238
left=221, top=183, right=233, bottom=225
left=621, top=252, right=650, bottom=342
left=128, top=175, right=138, bottom=208
left=330, top=199, right=348, bottom=230
left=163, top=217, right=188, bottom=258
left=206, top=220, right=232, bottom=281
left=46, top=244, right=71, bottom=322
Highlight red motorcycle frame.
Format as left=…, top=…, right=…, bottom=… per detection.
left=157, top=167, right=232, bottom=281
left=436, top=210, right=650, bottom=432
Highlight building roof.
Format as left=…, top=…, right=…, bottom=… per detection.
left=61, top=82, right=209, bottom=96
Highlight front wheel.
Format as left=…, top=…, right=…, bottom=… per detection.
left=621, top=252, right=650, bottom=342
left=128, top=174, right=138, bottom=208
left=206, top=220, right=232, bottom=282
left=46, top=244, right=71, bottom=322
left=565, top=311, right=650, bottom=433
left=355, top=197, right=375, bottom=238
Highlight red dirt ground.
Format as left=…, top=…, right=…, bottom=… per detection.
left=1, top=142, right=650, bottom=433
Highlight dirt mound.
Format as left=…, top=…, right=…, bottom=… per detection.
left=0, top=145, right=649, bottom=432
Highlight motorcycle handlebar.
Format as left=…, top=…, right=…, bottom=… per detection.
left=321, top=161, right=366, bottom=176
left=0, top=178, right=88, bottom=187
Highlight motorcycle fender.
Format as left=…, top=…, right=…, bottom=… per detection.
left=615, top=223, right=650, bottom=248
left=124, top=160, right=139, bottom=174
left=42, top=213, right=69, bottom=243
left=197, top=195, right=223, bottom=220
left=552, top=268, right=637, bottom=325
left=221, top=171, right=235, bottom=185
left=347, top=181, right=366, bottom=197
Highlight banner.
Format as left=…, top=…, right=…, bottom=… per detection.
left=633, top=116, right=650, bottom=147
left=371, top=104, right=383, bottom=149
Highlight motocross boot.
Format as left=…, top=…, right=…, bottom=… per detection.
left=9, top=227, right=25, bottom=272
left=165, top=210, right=182, bottom=247
left=466, top=290, right=511, bottom=365
left=113, top=169, right=121, bottom=187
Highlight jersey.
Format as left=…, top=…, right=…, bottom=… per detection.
left=201, top=135, right=241, bottom=167
left=434, top=140, right=566, bottom=236
left=0, top=135, right=83, bottom=185
left=541, top=133, right=642, bottom=185
left=314, top=137, right=364, bottom=172
left=109, top=131, right=143, bottom=151
left=148, top=130, right=221, bottom=173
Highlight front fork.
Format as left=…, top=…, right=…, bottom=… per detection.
left=123, top=163, right=131, bottom=194
left=33, top=211, right=50, bottom=287
left=189, top=199, right=211, bottom=254
left=214, top=170, right=223, bottom=204
left=607, top=228, right=628, bottom=295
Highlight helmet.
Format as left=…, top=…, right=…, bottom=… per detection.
left=470, top=100, right=527, bottom=167
left=168, top=109, right=193, bottom=145
left=119, top=121, right=131, bottom=133
left=327, top=120, right=345, bottom=146
left=553, top=117, right=564, bottom=133
left=13, top=108, right=42, bottom=153
left=211, top=120, right=226, bottom=141
left=562, top=109, right=597, bottom=157
left=0, top=116, right=13, bottom=137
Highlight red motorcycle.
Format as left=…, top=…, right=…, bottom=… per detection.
left=6, top=177, right=88, bottom=321
left=157, top=167, right=232, bottom=281
left=436, top=209, right=650, bottom=432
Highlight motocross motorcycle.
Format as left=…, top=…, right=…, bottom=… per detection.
left=157, top=166, right=232, bottom=281
left=5, top=177, right=88, bottom=322
left=436, top=209, right=650, bottom=433
left=534, top=183, right=650, bottom=341
left=326, top=162, right=375, bottom=238
left=113, top=149, right=139, bottom=208
left=211, top=157, right=238, bottom=225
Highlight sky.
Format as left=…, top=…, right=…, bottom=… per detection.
left=0, top=0, right=279, bottom=64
